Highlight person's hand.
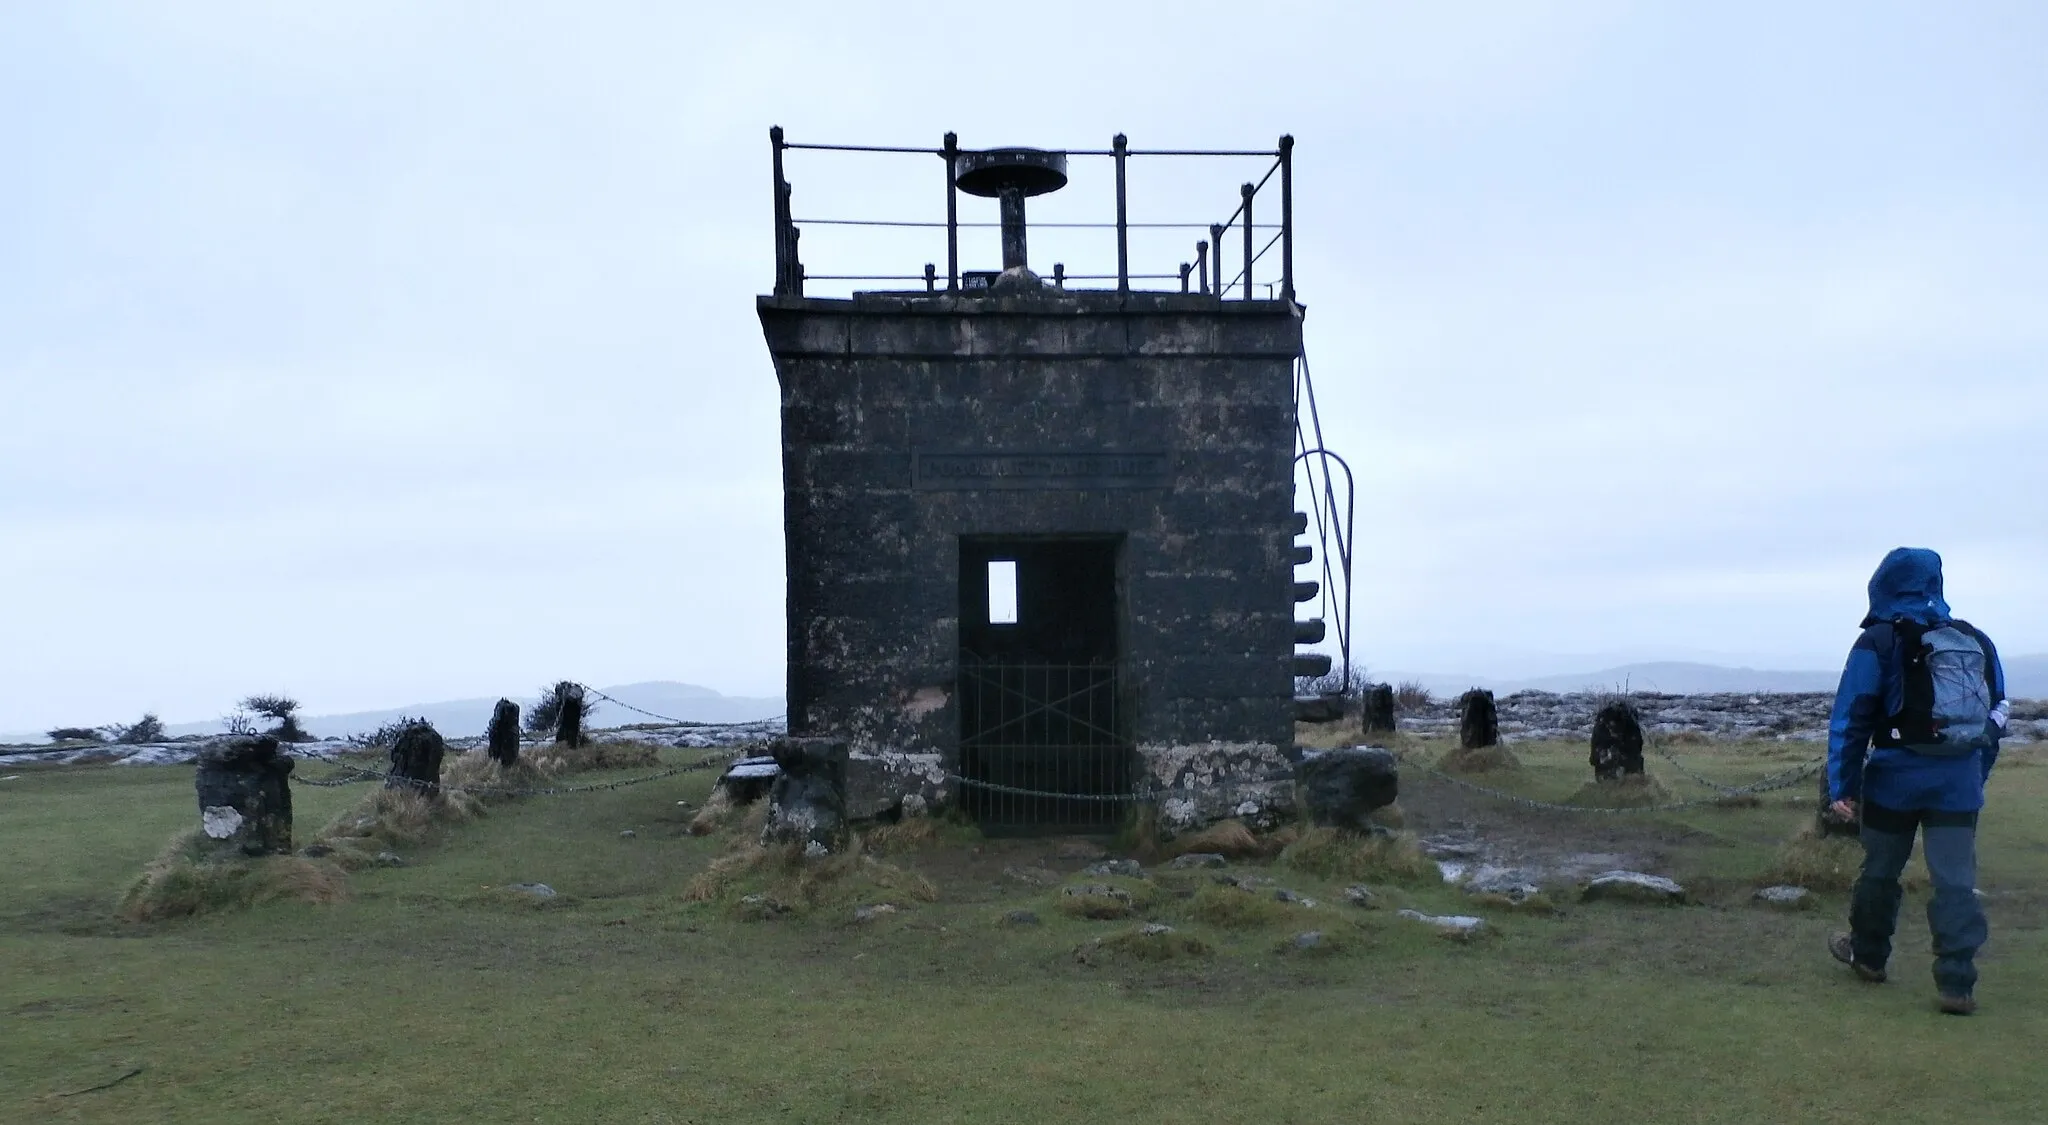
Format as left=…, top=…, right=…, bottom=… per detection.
left=1829, top=798, right=1857, bottom=821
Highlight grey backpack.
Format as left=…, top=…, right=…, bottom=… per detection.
left=1876, top=619, right=1995, bottom=757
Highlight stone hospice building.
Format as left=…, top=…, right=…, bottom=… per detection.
left=756, top=131, right=1349, bottom=834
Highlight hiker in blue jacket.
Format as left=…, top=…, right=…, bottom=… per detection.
left=1825, top=547, right=2009, bottom=1015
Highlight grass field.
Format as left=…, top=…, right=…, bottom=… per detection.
left=4, top=737, right=2046, bottom=1124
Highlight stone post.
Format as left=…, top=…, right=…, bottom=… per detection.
left=554, top=682, right=586, bottom=749
left=195, top=735, right=295, bottom=856
left=1458, top=689, right=1498, bottom=750
left=761, top=736, right=849, bottom=853
left=1361, top=683, right=1397, bottom=734
left=487, top=699, right=521, bottom=767
left=1589, top=700, right=1647, bottom=780
left=387, top=721, right=446, bottom=797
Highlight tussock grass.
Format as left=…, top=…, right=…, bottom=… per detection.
left=861, top=816, right=982, bottom=856
left=1437, top=744, right=1523, bottom=773
left=441, top=750, right=552, bottom=799
left=682, top=835, right=937, bottom=915
left=687, top=787, right=742, bottom=836
left=1163, top=815, right=1269, bottom=860
left=1563, top=774, right=1673, bottom=809
left=1275, top=925, right=1365, bottom=957
left=529, top=739, right=660, bottom=774
left=1086, top=926, right=1212, bottom=962
left=1055, top=887, right=1138, bottom=920
left=1468, top=889, right=1559, bottom=914
left=1760, top=826, right=1925, bottom=893
left=1186, top=883, right=1291, bottom=928
left=315, top=787, right=484, bottom=868
left=1117, top=803, right=1164, bottom=859
left=1052, top=875, right=1162, bottom=921
left=1278, top=827, right=1437, bottom=884
left=119, top=830, right=348, bottom=922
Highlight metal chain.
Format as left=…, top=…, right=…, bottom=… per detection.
left=1397, top=750, right=1824, bottom=815
left=945, top=766, right=1300, bottom=804
left=291, top=753, right=735, bottom=797
left=573, top=685, right=786, bottom=730
left=1648, top=740, right=1753, bottom=794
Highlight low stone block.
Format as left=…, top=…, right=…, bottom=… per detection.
left=1582, top=870, right=1686, bottom=905
left=1297, top=746, right=1399, bottom=832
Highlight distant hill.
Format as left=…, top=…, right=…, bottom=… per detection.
left=2006, top=654, right=2048, bottom=699
left=1378, top=662, right=1838, bottom=698
left=113, top=681, right=782, bottom=744
left=281, top=681, right=781, bottom=740
left=1380, top=655, right=2047, bottom=700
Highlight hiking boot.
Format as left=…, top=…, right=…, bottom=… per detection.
left=1828, top=932, right=1887, bottom=983
left=1936, top=993, right=1977, bottom=1016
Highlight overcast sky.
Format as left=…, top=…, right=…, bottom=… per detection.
left=3, top=2, right=2043, bottom=732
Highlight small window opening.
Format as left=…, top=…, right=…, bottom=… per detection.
left=987, top=560, right=1018, bottom=625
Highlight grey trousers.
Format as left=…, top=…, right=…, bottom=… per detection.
left=1850, top=802, right=1988, bottom=996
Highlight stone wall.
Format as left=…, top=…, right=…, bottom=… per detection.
left=760, top=290, right=1302, bottom=817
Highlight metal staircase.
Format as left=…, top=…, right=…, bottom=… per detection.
left=1291, top=349, right=1354, bottom=723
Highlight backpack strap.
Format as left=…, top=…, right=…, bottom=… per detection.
left=1876, top=618, right=1936, bottom=747
left=1947, top=617, right=2002, bottom=705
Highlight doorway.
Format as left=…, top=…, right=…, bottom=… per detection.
left=957, top=536, right=1131, bottom=832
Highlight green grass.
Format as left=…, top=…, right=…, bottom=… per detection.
left=4, top=740, right=2047, bottom=1123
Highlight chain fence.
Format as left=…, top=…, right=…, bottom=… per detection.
left=943, top=748, right=1826, bottom=818
left=292, top=681, right=783, bottom=794
left=574, top=685, right=786, bottom=730
left=291, top=754, right=739, bottom=797
left=289, top=677, right=1827, bottom=817
left=1393, top=749, right=1824, bottom=815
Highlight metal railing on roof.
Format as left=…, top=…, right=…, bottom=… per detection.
left=767, top=128, right=1298, bottom=302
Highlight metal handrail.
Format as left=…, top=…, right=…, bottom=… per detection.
left=769, top=127, right=1297, bottom=301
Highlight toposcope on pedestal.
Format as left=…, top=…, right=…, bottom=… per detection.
left=953, top=147, right=1067, bottom=293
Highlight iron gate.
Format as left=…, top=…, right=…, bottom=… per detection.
left=957, top=660, right=1133, bottom=831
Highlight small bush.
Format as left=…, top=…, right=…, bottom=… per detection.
left=45, top=727, right=105, bottom=743
left=1279, top=827, right=1437, bottom=884
left=1295, top=664, right=1367, bottom=708
left=348, top=716, right=427, bottom=751
left=527, top=681, right=597, bottom=737
left=107, top=713, right=167, bottom=745
left=1394, top=682, right=1433, bottom=712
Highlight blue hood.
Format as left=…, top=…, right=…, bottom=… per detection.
left=1861, top=547, right=1952, bottom=627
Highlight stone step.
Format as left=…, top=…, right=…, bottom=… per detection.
left=1294, top=618, right=1326, bottom=644
left=1293, top=653, right=1333, bottom=678
left=1293, top=694, right=1344, bottom=723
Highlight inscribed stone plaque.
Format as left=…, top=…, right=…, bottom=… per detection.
left=913, top=450, right=1171, bottom=491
